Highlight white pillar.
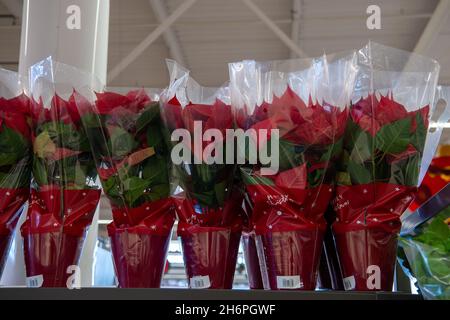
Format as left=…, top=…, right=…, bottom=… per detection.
left=2, top=0, right=110, bottom=287
left=19, top=0, right=109, bottom=86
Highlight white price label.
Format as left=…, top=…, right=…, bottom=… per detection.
left=343, top=275, right=356, bottom=291
left=276, top=275, right=303, bottom=289
left=190, top=275, right=211, bottom=289
left=26, top=275, right=43, bottom=288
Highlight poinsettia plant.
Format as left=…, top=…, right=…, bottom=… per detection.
left=332, top=93, right=431, bottom=291
left=236, top=88, right=347, bottom=290
left=0, top=94, right=32, bottom=190
left=21, top=91, right=101, bottom=287
left=30, top=94, right=98, bottom=191
left=161, top=97, right=235, bottom=209
left=160, top=61, right=242, bottom=289
left=229, top=53, right=358, bottom=290
left=161, top=97, right=241, bottom=289
left=329, top=42, right=442, bottom=292
left=81, top=89, right=171, bottom=216
left=79, top=89, right=175, bottom=288
left=238, top=87, right=347, bottom=192
left=0, top=92, right=32, bottom=274
left=336, top=94, right=428, bottom=188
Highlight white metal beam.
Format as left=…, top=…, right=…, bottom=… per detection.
left=0, top=0, right=23, bottom=20
left=413, top=0, right=450, bottom=55
left=108, top=0, right=198, bottom=83
left=290, top=0, right=301, bottom=58
left=241, top=0, right=308, bottom=58
left=149, top=0, right=187, bottom=67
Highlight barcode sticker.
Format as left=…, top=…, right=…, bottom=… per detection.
left=343, top=275, right=356, bottom=291
left=276, top=276, right=303, bottom=289
left=26, top=275, right=43, bottom=288
left=190, top=275, right=211, bottom=289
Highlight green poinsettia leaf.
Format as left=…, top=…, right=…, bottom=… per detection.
left=101, top=174, right=125, bottom=207
left=214, top=180, right=227, bottom=206
left=347, top=160, right=372, bottom=184
left=349, top=131, right=372, bottom=164
left=308, top=167, right=326, bottom=188
left=344, top=120, right=362, bottom=151
left=107, top=126, right=138, bottom=158
left=375, top=118, right=411, bottom=155
left=194, top=163, right=217, bottom=186
left=149, top=184, right=170, bottom=200
left=136, top=102, right=159, bottom=133
left=123, top=176, right=150, bottom=206
left=81, top=113, right=102, bottom=128
left=146, top=124, right=164, bottom=150
left=142, top=154, right=169, bottom=186
left=278, top=139, right=304, bottom=171
left=39, top=121, right=89, bottom=152
left=336, top=171, right=351, bottom=186
left=411, top=112, right=427, bottom=154
left=320, top=137, right=343, bottom=162
left=191, top=189, right=216, bottom=207
left=32, top=156, right=49, bottom=186
left=0, top=125, right=28, bottom=166
left=0, top=156, right=31, bottom=188
left=33, top=131, right=56, bottom=159
left=63, top=161, right=91, bottom=189
left=390, top=152, right=420, bottom=186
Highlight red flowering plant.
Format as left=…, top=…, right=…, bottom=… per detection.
left=0, top=69, right=32, bottom=276
left=160, top=60, right=242, bottom=289
left=21, top=59, right=101, bottom=287
left=332, top=43, right=441, bottom=291
left=77, top=88, right=175, bottom=288
left=229, top=54, right=358, bottom=290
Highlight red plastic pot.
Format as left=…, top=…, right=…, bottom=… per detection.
left=332, top=183, right=413, bottom=291
left=109, top=226, right=173, bottom=288
left=21, top=188, right=101, bottom=287
left=242, top=232, right=264, bottom=289
left=258, top=226, right=325, bottom=290
left=22, top=231, right=86, bottom=287
left=108, top=199, right=176, bottom=288
left=0, top=189, right=29, bottom=275
left=333, top=222, right=400, bottom=291
left=179, top=224, right=241, bottom=289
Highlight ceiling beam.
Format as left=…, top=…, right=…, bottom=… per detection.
left=149, top=0, right=187, bottom=67
left=108, top=0, right=197, bottom=83
left=0, top=0, right=23, bottom=21
left=290, top=0, right=301, bottom=58
left=413, top=0, right=450, bottom=55
left=241, top=0, right=307, bottom=58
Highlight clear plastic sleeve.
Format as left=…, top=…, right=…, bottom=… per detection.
left=399, top=206, right=450, bottom=299
left=332, top=42, right=441, bottom=291
left=0, top=69, right=31, bottom=277
left=410, top=86, right=450, bottom=210
left=241, top=183, right=264, bottom=289
left=229, top=52, right=358, bottom=290
left=21, top=58, right=101, bottom=287
left=160, top=60, right=242, bottom=289
left=77, top=87, right=175, bottom=288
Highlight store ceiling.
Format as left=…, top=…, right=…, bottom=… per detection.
left=0, top=0, right=449, bottom=142
left=0, top=0, right=449, bottom=86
